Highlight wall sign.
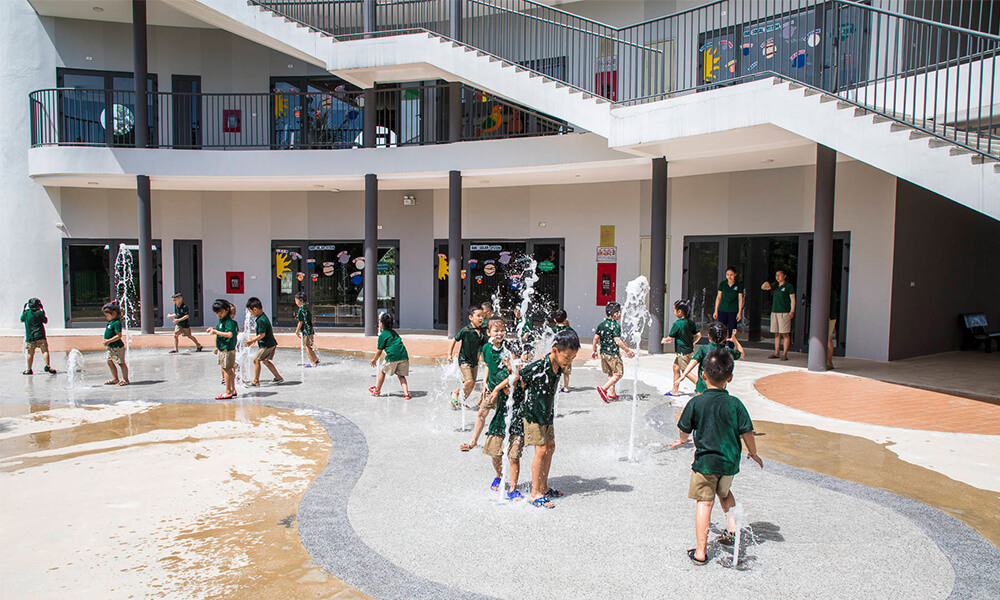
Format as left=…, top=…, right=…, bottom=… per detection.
left=226, top=271, right=244, bottom=294
left=596, top=246, right=617, bottom=263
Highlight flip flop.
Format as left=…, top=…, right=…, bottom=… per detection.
left=597, top=386, right=610, bottom=403
left=544, top=488, right=564, bottom=498
left=687, top=549, right=709, bottom=566
left=767, top=354, right=780, bottom=359
left=607, top=394, right=619, bottom=400
left=168, top=350, right=179, bottom=354
left=450, top=390, right=460, bottom=409
left=507, top=490, right=524, bottom=501
left=368, top=386, right=380, bottom=397
left=560, top=387, right=570, bottom=393
left=22, top=370, right=32, bottom=375
left=272, top=378, right=285, bottom=384
left=460, top=443, right=476, bottom=452
left=490, top=477, right=501, bottom=490
left=196, top=346, right=204, bottom=352
left=531, top=497, right=555, bottom=509
left=44, top=366, right=56, bottom=374
left=118, top=381, right=130, bottom=386
left=780, top=356, right=789, bottom=361
left=104, top=380, right=118, bottom=385
left=215, top=393, right=235, bottom=400
left=247, top=382, right=260, bottom=388
left=402, top=393, right=411, bottom=399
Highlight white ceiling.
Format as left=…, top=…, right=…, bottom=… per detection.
left=28, top=0, right=217, bottom=29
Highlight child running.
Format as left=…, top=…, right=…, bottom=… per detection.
left=166, top=292, right=203, bottom=354
left=21, top=297, right=55, bottom=375
left=550, top=309, right=575, bottom=393
left=482, top=339, right=524, bottom=500
left=369, top=312, right=410, bottom=398
left=661, top=299, right=700, bottom=397
left=207, top=299, right=238, bottom=399
left=592, top=302, right=634, bottom=402
left=294, top=292, right=320, bottom=367
left=244, top=297, right=283, bottom=386
left=520, top=329, right=580, bottom=508
left=461, top=315, right=508, bottom=452
left=675, top=321, right=744, bottom=396
left=101, top=302, right=129, bottom=386
left=671, top=348, right=763, bottom=565
left=448, top=305, right=486, bottom=408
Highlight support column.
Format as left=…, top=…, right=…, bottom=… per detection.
left=364, top=174, right=379, bottom=336
left=132, top=0, right=148, bottom=149
left=808, top=144, right=836, bottom=371
left=449, top=0, right=462, bottom=41
left=448, top=83, right=462, bottom=143
left=363, top=0, right=376, bottom=36
left=447, top=170, right=463, bottom=337
left=137, top=175, right=154, bottom=334
left=362, top=88, right=376, bottom=148
left=649, top=157, right=668, bottom=355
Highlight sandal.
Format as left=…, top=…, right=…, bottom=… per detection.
left=22, top=370, right=32, bottom=375
left=507, top=490, right=524, bottom=501
left=597, top=386, right=610, bottom=403
left=767, top=354, right=780, bottom=359
left=450, top=390, right=460, bottom=409
left=247, top=382, right=260, bottom=388
left=490, top=477, right=501, bottom=490
left=530, top=496, right=555, bottom=509
left=687, top=548, right=709, bottom=566
left=272, top=378, right=285, bottom=384
left=718, top=530, right=736, bottom=546
left=196, top=345, right=203, bottom=352
left=560, top=387, right=570, bottom=393
left=460, top=443, right=476, bottom=452
left=607, top=394, right=619, bottom=401
left=544, top=488, right=564, bottom=498
left=168, top=350, right=179, bottom=354
left=215, top=393, right=235, bottom=400
left=368, top=386, right=380, bottom=397
left=44, top=366, right=56, bottom=374
left=779, top=356, right=789, bottom=361
left=402, top=393, right=411, bottom=399
left=118, top=381, right=130, bottom=386
left=104, top=380, right=119, bottom=385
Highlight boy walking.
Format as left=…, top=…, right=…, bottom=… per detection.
left=671, top=349, right=763, bottom=565
left=592, top=302, right=634, bottom=402
left=448, top=305, right=486, bottom=408
left=550, top=309, right=575, bottom=392
left=520, top=329, right=580, bottom=508
left=244, top=297, right=283, bottom=386
left=21, top=298, right=55, bottom=375
left=294, top=292, right=320, bottom=367
left=676, top=321, right=744, bottom=396
left=207, top=299, right=238, bottom=399
left=761, top=269, right=796, bottom=361
left=661, top=299, right=700, bottom=396
left=166, top=293, right=202, bottom=353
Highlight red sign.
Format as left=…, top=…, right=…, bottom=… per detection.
left=597, top=263, right=617, bottom=306
left=226, top=271, right=244, bottom=294
left=223, top=109, right=241, bottom=133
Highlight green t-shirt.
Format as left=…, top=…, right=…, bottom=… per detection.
left=21, top=308, right=47, bottom=342
left=377, top=329, right=408, bottom=362
left=552, top=323, right=575, bottom=335
left=255, top=314, right=277, bottom=348
left=296, top=304, right=314, bottom=336
left=104, top=318, right=124, bottom=349
left=520, top=354, right=562, bottom=426
left=830, top=289, right=840, bottom=321
left=481, top=340, right=512, bottom=390
left=174, top=303, right=191, bottom=328
left=487, top=387, right=523, bottom=437
left=691, top=342, right=742, bottom=393
left=454, top=325, right=485, bottom=365
left=770, top=281, right=795, bottom=313
left=595, top=318, right=622, bottom=356
left=718, top=280, right=744, bottom=313
left=215, top=316, right=239, bottom=351
left=677, top=388, right=754, bottom=477
left=667, top=317, right=698, bottom=355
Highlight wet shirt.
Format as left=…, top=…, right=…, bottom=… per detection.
left=482, top=340, right=512, bottom=390
left=487, top=385, right=523, bottom=437
left=255, top=314, right=277, bottom=348
left=718, top=280, right=744, bottom=313
left=691, top=342, right=742, bottom=393
left=21, top=308, right=47, bottom=342
left=216, top=316, right=239, bottom=351
left=104, top=318, right=124, bottom=349
left=297, top=304, right=314, bottom=336
left=454, top=326, right=486, bottom=365
left=677, top=388, right=754, bottom=477
left=520, top=354, right=562, bottom=426
left=596, top=318, right=622, bottom=356
left=551, top=323, right=576, bottom=337
left=667, top=317, right=698, bottom=355
left=377, top=329, right=408, bottom=363
left=770, top=281, right=795, bottom=313
left=174, top=303, right=190, bottom=327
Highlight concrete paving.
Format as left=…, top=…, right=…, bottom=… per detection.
left=1, top=348, right=997, bottom=600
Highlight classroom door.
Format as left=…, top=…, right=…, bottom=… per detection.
left=173, top=240, right=203, bottom=327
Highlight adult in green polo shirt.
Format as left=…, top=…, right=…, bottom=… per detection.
left=761, top=269, right=796, bottom=361
left=713, top=267, right=744, bottom=342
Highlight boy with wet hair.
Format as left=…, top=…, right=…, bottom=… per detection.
left=21, top=298, right=55, bottom=375
left=294, top=292, right=319, bottom=367
left=521, top=329, right=580, bottom=508
left=207, top=299, right=238, bottom=399
left=675, top=321, right=744, bottom=395
left=592, top=302, right=635, bottom=402
left=550, top=309, right=575, bottom=392
left=101, top=302, right=129, bottom=386
left=167, top=292, right=203, bottom=354
left=662, top=299, right=701, bottom=396
left=461, top=315, right=508, bottom=452
left=244, top=297, right=283, bottom=386
left=448, top=304, right=486, bottom=408
left=483, top=343, right=525, bottom=500
left=671, top=349, right=762, bottom=565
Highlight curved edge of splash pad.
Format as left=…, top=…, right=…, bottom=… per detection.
left=644, top=402, right=1000, bottom=599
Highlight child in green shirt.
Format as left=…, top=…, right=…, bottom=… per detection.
left=675, top=321, right=744, bottom=395
left=592, top=302, right=635, bottom=402
left=21, top=297, right=55, bottom=375
left=447, top=305, right=486, bottom=408
left=207, top=299, right=239, bottom=399
left=294, top=292, right=320, bottom=368
left=550, top=308, right=575, bottom=392
left=662, top=299, right=701, bottom=397
left=461, top=315, right=509, bottom=452
left=369, top=312, right=410, bottom=398
left=244, top=297, right=283, bottom=387
left=483, top=344, right=525, bottom=501
left=101, top=302, right=129, bottom=386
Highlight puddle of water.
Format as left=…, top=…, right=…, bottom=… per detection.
left=756, top=420, right=1000, bottom=550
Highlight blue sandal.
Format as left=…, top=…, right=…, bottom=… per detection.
left=507, top=490, right=523, bottom=501
left=490, top=477, right=501, bottom=490
left=545, top=488, right=564, bottom=498
left=531, top=496, right=555, bottom=509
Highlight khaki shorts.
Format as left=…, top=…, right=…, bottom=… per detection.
left=25, top=339, right=48, bottom=353
left=301, top=334, right=314, bottom=348
left=382, top=360, right=409, bottom=376
left=523, top=420, right=555, bottom=446
left=483, top=434, right=524, bottom=460
left=688, top=471, right=734, bottom=502
left=770, top=311, right=792, bottom=334
left=459, top=363, right=478, bottom=384
left=601, top=354, right=624, bottom=377
left=174, top=325, right=191, bottom=335
left=675, top=352, right=694, bottom=370
left=828, top=319, right=837, bottom=347
left=255, top=345, right=276, bottom=362
left=562, top=363, right=572, bottom=375
left=107, top=345, right=125, bottom=365
left=218, top=349, right=236, bottom=370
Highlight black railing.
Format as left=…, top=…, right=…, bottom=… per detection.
left=28, top=83, right=571, bottom=149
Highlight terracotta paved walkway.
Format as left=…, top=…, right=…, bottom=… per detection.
left=755, top=371, right=1000, bottom=435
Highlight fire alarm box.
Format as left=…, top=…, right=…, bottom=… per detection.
left=226, top=271, right=244, bottom=294
left=596, top=263, right=616, bottom=306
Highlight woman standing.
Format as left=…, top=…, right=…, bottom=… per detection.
left=714, top=266, right=744, bottom=338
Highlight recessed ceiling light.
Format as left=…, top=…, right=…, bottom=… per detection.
left=313, top=184, right=324, bottom=188
left=87, top=181, right=99, bottom=185
left=479, top=179, right=490, bottom=184
left=92, top=6, right=104, bottom=12
left=760, top=158, right=774, bottom=164
left=288, top=64, right=294, bottom=69
left=574, top=174, right=581, bottom=178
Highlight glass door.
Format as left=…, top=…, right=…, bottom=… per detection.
left=683, top=239, right=721, bottom=338
left=172, top=75, right=202, bottom=148
left=466, top=241, right=529, bottom=320
left=272, top=244, right=305, bottom=325
left=63, top=239, right=162, bottom=328
left=800, top=236, right=850, bottom=356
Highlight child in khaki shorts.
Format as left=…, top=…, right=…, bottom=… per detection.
left=207, top=299, right=239, bottom=399
left=482, top=354, right=525, bottom=501
left=369, top=313, right=410, bottom=398
left=592, top=302, right=634, bottom=402
left=671, top=348, right=762, bottom=565
left=661, top=299, right=701, bottom=397
left=447, top=305, right=486, bottom=408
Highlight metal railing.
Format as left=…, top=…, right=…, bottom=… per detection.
left=248, top=0, right=999, bottom=159
left=28, top=83, right=571, bottom=149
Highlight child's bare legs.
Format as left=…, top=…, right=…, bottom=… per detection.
left=719, top=490, right=737, bottom=534
left=262, top=359, right=281, bottom=380
left=466, top=404, right=490, bottom=448
left=183, top=330, right=200, bottom=349
left=602, top=374, right=622, bottom=396
left=529, top=441, right=555, bottom=500
left=491, top=456, right=503, bottom=478
left=772, top=333, right=781, bottom=356
left=106, top=360, right=119, bottom=383
left=694, top=499, right=715, bottom=561
left=119, top=362, right=130, bottom=384
left=374, top=370, right=386, bottom=394
left=306, top=346, right=319, bottom=365
left=25, top=348, right=35, bottom=372
left=508, top=455, right=520, bottom=493
left=224, top=367, right=235, bottom=396
left=173, top=331, right=181, bottom=352
left=562, top=372, right=570, bottom=390
left=670, top=363, right=682, bottom=394
left=397, top=375, right=408, bottom=395
left=252, top=359, right=262, bottom=385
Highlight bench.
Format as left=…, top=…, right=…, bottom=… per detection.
left=961, top=313, right=1000, bottom=353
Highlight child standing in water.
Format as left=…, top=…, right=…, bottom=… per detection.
left=521, top=329, right=580, bottom=508
left=166, top=292, right=203, bottom=354
left=21, top=298, right=55, bottom=375
left=550, top=309, right=575, bottom=392
left=593, top=302, right=634, bottom=402
left=448, top=305, right=486, bottom=408
left=675, top=321, right=744, bottom=396
left=662, top=299, right=701, bottom=396
left=294, top=292, right=320, bottom=368
left=207, top=299, right=238, bottom=399
left=461, top=315, right=508, bottom=451
left=369, top=312, right=410, bottom=398
left=483, top=339, right=524, bottom=500
left=101, top=302, right=129, bottom=386
left=244, top=297, right=283, bottom=386
left=671, top=349, right=762, bottom=565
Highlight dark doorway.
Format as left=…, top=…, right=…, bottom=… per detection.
left=171, top=75, right=202, bottom=148
left=173, top=240, right=203, bottom=327
left=62, top=239, right=163, bottom=328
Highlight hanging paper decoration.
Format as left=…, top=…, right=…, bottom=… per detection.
left=718, top=40, right=734, bottom=49
left=307, top=258, right=316, bottom=266
left=499, top=251, right=512, bottom=265
left=698, top=41, right=713, bottom=52
left=762, top=39, right=777, bottom=58
left=337, top=251, right=350, bottom=264
left=437, top=254, right=448, bottom=280
left=727, top=59, right=737, bottom=73
left=481, top=106, right=503, bottom=133
left=475, top=275, right=484, bottom=284
left=750, top=61, right=759, bottom=71
left=288, top=251, right=302, bottom=260
left=275, top=253, right=292, bottom=280
left=311, top=273, right=319, bottom=282
left=741, top=42, right=754, bottom=56
left=509, top=274, right=522, bottom=290
left=538, top=260, right=555, bottom=272
left=322, top=261, right=335, bottom=276
left=806, top=29, right=822, bottom=47
left=296, top=272, right=305, bottom=281
left=354, top=257, right=366, bottom=269
left=789, top=49, right=807, bottom=68
left=484, top=263, right=497, bottom=276
left=350, top=271, right=363, bottom=284
left=468, top=259, right=479, bottom=269
left=781, top=21, right=797, bottom=40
